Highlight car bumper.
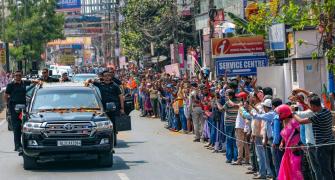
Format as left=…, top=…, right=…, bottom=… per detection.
left=22, top=132, right=113, bottom=158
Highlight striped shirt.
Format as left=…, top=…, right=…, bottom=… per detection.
left=309, top=108, right=334, bottom=144
left=224, top=98, right=240, bottom=126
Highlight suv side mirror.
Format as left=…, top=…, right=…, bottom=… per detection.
left=15, top=104, right=26, bottom=113
left=106, top=102, right=116, bottom=112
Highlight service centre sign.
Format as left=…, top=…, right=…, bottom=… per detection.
left=212, top=36, right=268, bottom=77
left=216, top=56, right=268, bottom=77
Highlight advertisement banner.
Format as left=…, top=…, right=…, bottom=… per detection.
left=0, top=48, right=5, bottom=65
left=216, top=56, right=268, bottom=77
left=213, top=9, right=225, bottom=26
left=59, top=55, right=75, bottom=65
left=56, top=0, right=81, bottom=10
left=170, top=44, right=175, bottom=64
left=178, top=43, right=185, bottom=68
left=212, top=36, right=265, bottom=58
left=165, top=63, right=180, bottom=77
left=269, top=23, right=286, bottom=51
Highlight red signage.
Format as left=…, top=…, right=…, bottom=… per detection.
left=212, top=36, right=265, bottom=57
left=214, top=9, right=225, bottom=26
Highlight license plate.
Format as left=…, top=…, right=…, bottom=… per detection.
left=57, top=140, right=81, bottom=146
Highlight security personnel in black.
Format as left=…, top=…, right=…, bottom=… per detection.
left=109, top=69, right=122, bottom=86
left=87, top=70, right=124, bottom=146
left=60, top=72, right=71, bottom=82
left=5, top=70, right=39, bottom=151
left=39, top=68, right=60, bottom=82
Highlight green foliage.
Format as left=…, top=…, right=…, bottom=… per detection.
left=4, top=0, right=64, bottom=62
left=121, top=0, right=196, bottom=61
left=311, top=51, right=318, bottom=60
left=247, top=3, right=274, bottom=36
left=234, top=0, right=319, bottom=36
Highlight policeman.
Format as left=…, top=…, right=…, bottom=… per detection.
left=87, top=70, right=124, bottom=146
left=5, top=70, right=39, bottom=151
left=109, top=69, right=122, bottom=86
left=39, top=68, right=59, bottom=82
left=60, top=72, right=71, bottom=82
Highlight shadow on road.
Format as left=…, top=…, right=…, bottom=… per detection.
left=30, top=155, right=148, bottom=172
left=29, top=140, right=148, bottom=172
left=116, top=140, right=146, bottom=148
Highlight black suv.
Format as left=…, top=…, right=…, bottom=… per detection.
left=21, top=83, right=114, bottom=170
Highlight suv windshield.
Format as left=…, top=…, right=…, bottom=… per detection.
left=32, top=89, right=101, bottom=112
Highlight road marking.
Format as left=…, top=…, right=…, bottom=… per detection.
left=117, top=173, right=130, bottom=180
left=0, top=120, right=6, bottom=127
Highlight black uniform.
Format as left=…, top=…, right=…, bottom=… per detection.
left=5, top=80, right=32, bottom=149
left=112, top=77, right=122, bottom=86
left=93, top=81, right=121, bottom=145
left=39, top=76, right=60, bottom=82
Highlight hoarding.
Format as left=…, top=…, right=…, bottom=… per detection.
left=56, top=0, right=81, bottom=10
left=212, top=36, right=265, bottom=58
left=0, top=48, right=5, bottom=65
left=212, top=36, right=268, bottom=77
left=59, top=54, right=75, bottom=65
left=178, top=43, right=185, bottom=68
left=216, top=56, right=269, bottom=77
left=269, top=23, right=286, bottom=51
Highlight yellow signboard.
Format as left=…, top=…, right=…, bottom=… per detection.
left=0, top=48, right=6, bottom=65
left=59, top=54, right=75, bottom=65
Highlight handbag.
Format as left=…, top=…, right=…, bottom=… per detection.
left=115, top=115, right=132, bottom=131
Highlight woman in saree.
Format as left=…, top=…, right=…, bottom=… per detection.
left=275, top=104, right=303, bottom=180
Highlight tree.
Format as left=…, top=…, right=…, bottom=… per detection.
left=4, top=0, right=64, bottom=70
left=229, top=0, right=335, bottom=65
left=120, top=0, right=196, bottom=62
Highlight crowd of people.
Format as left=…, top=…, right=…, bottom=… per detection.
left=119, top=67, right=335, bottom=180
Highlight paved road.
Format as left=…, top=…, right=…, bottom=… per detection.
left=0, top=111, right=250, bottom=180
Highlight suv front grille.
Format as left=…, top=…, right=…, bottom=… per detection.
left=44, top=121, right=94, bottom=138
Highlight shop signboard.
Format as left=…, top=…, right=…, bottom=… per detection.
left=56, top=0, right=81, bottom=11
left=59, top=54, right=75, bottom=65
left=216, top=56, right=268, bottom=77
left=212, top=36, right=268, bottom=77
left=212, top=36, right=265, bottom=57
left=0, top=48, right=5, bottom=65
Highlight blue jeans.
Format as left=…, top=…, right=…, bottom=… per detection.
left=160, top=103, right=166, bottom=121
left=166, top=107, right=174, bottom=128
left=255, top=137, right=268, bottom=177
left=271, top=144, right=283, bottom=177
left=179, top=107, right=187, bottom=131
left=225, top=125, right=237, bottom=161
left=208, top=116, right=217, bottom=144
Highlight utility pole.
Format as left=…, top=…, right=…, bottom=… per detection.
left=1, top=0, right=9, bottom=72
left=172, top=0, right=178, bottom=65
left=208, top=0, right=215, bottom=79
left=24, top=0, right=27, bottom=75
left=115, top=0, right=120, bottom=68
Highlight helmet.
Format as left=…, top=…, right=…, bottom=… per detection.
left=275, top=104, right=292, bottom=120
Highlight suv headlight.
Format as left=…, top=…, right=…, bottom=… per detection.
left=94, top=120, right=113, bottom=130
left=22, top=122, right=44, bottom=133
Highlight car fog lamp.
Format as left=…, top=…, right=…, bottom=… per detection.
left=28, top=140, right=38, bottom=146
left=100, top=138, right=109, bottom=144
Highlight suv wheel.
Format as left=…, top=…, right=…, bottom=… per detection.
left=23, top=154, right=38, bottom=170
left=98, top=151, right=113, bottom=167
